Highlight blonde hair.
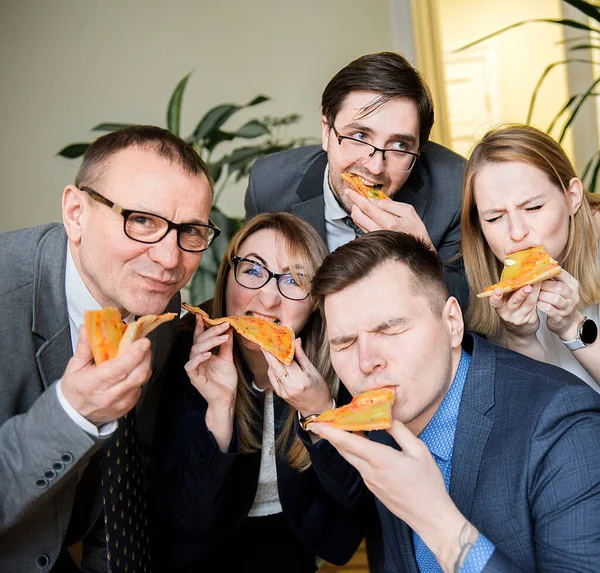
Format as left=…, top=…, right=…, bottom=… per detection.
left=462, top=124, right=600, bottom=336
left=212, top=213, right=337, bottom=471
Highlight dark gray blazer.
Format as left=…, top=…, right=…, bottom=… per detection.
left=0, top=224, right=179, bottom=572
left=368, top=334, right=600, bottom=572
left=245, top=144, right=468, bottom=308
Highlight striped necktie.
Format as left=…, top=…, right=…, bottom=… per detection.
left=343, top=216, right=365, bottom=237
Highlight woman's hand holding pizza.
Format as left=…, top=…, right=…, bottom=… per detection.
left=262, top=338, right=333, bottom=417
left=345, top=189, right=434, bottom=249
left=185, top=315, right=238, bottom=451
left=537, top=270, right=583, bottom=340
left=489, top=283, right=542, bottom=339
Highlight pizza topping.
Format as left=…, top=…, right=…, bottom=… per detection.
left=301, top=386, right=395, bottom=432
left=182, top=303, right=295, bottom=364
left=341, top=172, right=389, bottom=200
left=477, top=245, right=562, bottom=298
left=85, top=308, right=176, bottom=365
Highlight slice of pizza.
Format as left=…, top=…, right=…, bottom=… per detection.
left=477, top=245, right=562, bottom=298
left=118, top=312, right=177, bottom=353
left=302, top=387, right=395, bottom=432
left=341, top=172, right=389, bottom=200
left=85, top=308, right=176, bottom=365
left=182, top=303, right=295, bottom=365
left=85, top=308, right=126, bottom=364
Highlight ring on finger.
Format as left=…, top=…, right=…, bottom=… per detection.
left=276, top=372, right=289, bottom=384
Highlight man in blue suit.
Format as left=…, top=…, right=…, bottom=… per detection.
left=309, top=230, right=600, bottom=572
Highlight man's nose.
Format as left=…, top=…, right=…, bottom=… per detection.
left=363, top=149, right=386, bottom=175
left=357, top=337, right=386, bottom=375
left=148, top=229, right=181, bottom=269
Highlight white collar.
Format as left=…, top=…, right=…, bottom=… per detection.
left=322, top=163, right=348, bottom=222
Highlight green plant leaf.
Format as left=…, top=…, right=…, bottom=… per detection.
left=528, top=58, right=593, bottom=123
left=558, top=76, right=600, bottom=142
left=247, top=95, right=270, bottom=106
left=92, top=123, right=136, bottom=131
left=568, top=44, right=600, bottom=52
left=57, top=143, right=90, bottom=158
left=167, top=72, right=192, bottom=136
left=547, top=94, right=578, bottom=134
left=456, top=19, right=600, bottom=52
left=563, top=0, right=600, bottom=23
left=233, top=120, right=270, bottom=138
left=207, top=160, right=223, bottom=184
left=190, top=104, right=241, bottom=143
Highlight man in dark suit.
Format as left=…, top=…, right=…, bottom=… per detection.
left=245, top=52, right=468, bottom=308
left=309, top=231, right=600, bottom=572
left=0, top=126, right=217, bottom=572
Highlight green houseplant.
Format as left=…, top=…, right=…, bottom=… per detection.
left=457, top=0, right=600, bottom=190
left=59, top=73, right=312, bottom=302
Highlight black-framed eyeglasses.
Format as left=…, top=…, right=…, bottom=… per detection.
left=231, top=256, right=310, bottom=301
left=331, top=125, right=419, bottom=172
left=78, top=186, right=220, bottom=253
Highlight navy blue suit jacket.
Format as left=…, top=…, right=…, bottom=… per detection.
left=366, top=334, right=600, bottom=572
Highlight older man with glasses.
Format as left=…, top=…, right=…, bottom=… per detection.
left=245, top=52, right=468, bottom=310
left=0, top=125, right=216, bottom=573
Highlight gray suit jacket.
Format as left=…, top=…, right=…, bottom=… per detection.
left=369, top=334, right=600, bottom=572
left=0, top=224, right=179, bottom=572
left=245, top=144, right=468, bottom=308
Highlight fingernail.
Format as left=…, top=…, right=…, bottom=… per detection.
left=219, top=335, right=229, bottom=341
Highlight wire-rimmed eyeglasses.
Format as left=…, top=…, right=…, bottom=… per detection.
left=332, top=125, right=419, bottom=172
left=231, top=256, right=310, bottom=301
left=78, top=186, right=220, bottom=253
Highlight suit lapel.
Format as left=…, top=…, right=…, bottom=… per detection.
left=450, top=335, right=495, bottom=518
left=291, top=151, right=328, bottom=243
left=395, top=159, right=429, bottom=221
left=31, top=226, right=72, bottom=389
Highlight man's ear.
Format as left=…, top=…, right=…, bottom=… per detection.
left=443, top=296, right=464, bottom=349
left=567, top=177, right=584, bottom=215
left=321, top=116, right=330, bottom=152
left=62, top=184, right=85, bottom=243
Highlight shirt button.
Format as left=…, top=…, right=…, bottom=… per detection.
left=60, top=452, right=74, bottom=464
left=36, top=553, right=50, bottom=569
left=44, top=469, right=57, bottom=481
left=36, top=477, right=49, bottom=488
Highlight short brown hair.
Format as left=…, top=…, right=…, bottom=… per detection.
left=321, top=52, right=435, bottom=149
left=462, top=124, right=600, bottom=336
left=74, top=125, right=213, bottom=192
left=312, top=231, right=448, bottom=315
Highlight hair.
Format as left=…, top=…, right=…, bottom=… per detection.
left=74, top=125, right=214, bottom=192
left=208, top=212, right=336, bottom=471
left=311, top=231, right=448, bottom=316
left=321, top=52, right=435, bottom=149
left=462, top=124, right=600, bottom=336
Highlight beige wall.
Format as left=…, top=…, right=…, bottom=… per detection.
left=0, top=0, right=401, bottom=232
left=438, top=0, right=574, bottom=159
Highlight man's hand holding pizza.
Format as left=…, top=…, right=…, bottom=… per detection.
left=310, top=419, right=480, bottom=571
left=345, top=189, right=434, bottom=249
left=185, top=315, right=237, bottom=451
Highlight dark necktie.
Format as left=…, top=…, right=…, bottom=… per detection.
left=343, top=216, right=365, bottom=237
left=102, top=411, right=152, bottom=573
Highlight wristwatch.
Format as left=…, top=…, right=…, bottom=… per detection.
left=560, top=317, right=598, bottom=350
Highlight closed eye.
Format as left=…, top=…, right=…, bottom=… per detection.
left=525, top=205, right=543, bottom=212
left=484, top=214, right=503, bottom=223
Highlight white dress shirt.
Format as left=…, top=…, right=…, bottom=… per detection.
left=55, top=244, right=121, bottom=437
left=322, top=164, right=356, bottom=252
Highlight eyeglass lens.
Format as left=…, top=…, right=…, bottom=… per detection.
left=235, top=259, right=309, bottom=300
left=125, top=213, right=214, bottom=251
left=338, top=138, right=416, bottom=171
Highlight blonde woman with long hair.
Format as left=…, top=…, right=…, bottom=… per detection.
left=462, top=124, right=600, bottom=390
left=153, top=213, right=365, bottom=573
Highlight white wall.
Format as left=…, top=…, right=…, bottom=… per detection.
left=0, top=0, right=407, bottom=232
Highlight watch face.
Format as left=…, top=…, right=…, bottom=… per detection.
left=581, top=318, right=598, bottom=345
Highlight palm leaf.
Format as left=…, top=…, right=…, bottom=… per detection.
left=166, top=72, right=192, bottom=136
left=563, top=0, right=600, bottom=23
left=558, top=76, right=600, bottom=142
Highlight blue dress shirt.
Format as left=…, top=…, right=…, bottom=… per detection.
left=413, top=351, right=495, bottom=572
